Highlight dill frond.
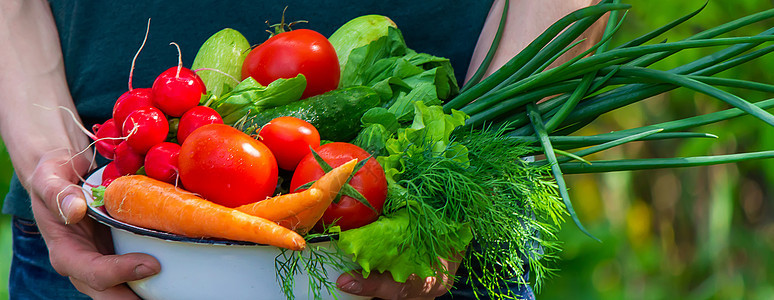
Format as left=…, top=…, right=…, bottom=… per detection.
left=391, top=125, right=566, bottom=298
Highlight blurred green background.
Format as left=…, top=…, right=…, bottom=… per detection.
left=541, top=1, right=774, bottom=300
left=1, top=1, right=773, bottom=299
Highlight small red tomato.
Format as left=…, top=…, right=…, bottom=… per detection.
left=121, top=106, right=169, bottom=154
left=259, top=116, right=320, bottom=171
left=178, top=124, right=278, bottom=207
left=177, top=106, right=223, bottom=144
left=290, top=142, right=387, bottom=230
left=152, top=67, right=206, bottom=117
left=144, top=142, right=181, bottom=184
left=241, top=29, right=339, bottom=99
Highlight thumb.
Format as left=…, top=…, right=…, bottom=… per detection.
left=34, top=171, right=88, bottom=224
left=28, top=148, right=92, bottom=224
left=59, top=191, right=89, bottom=224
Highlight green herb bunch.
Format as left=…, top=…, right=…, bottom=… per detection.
left=398, top=125, right=567, bottom=295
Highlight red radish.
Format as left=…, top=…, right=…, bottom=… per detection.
left=152, top=43, right=206, bottom=117
left=122, top=106, right=169, bottom=154
left=144, top=142, right=181, bottom=184
left=113, top=19, right=154, bottom=126
left=113, top=88, right=154, bottom=127
left=177, top=106, right=223, bottom=144
left=92, top=118, right=122, bottom=160
left=114, top=141, right=145, bottom=175
left=101, top=161, right=122, bottom=186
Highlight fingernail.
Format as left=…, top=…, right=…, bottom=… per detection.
left=338, top=278, right=363, bottom=294
left=59, top=195, right=75, bottom=223
left=134, top=264, right=158, bottom=278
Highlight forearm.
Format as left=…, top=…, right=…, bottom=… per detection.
left=0, top=0, right=91, bottom=184
left=467, top=0, right=606, bottom=81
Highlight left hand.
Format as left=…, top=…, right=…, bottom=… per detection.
left=28, top=149, right=161, bottom=299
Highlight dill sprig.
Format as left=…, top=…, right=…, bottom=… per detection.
left=275, top=233, right=359, bottom=300
left=390, top=125, right=566, bottom=298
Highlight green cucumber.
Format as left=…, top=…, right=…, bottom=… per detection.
left=243, top=86, right=380, bottom=142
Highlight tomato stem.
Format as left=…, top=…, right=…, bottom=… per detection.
left=266, top=6, right=308, bottom=37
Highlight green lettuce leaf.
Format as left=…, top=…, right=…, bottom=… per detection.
left=351, top=107, right=399, bottom=156
left=339, top=27, right=459, bottom=122
left=208, top=75, right=307, bottom=125
left=337, top=208, right=473, bottom=283
left=378, top=101, right=469, bottom=183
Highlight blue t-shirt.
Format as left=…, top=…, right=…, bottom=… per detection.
left=4, top=0, right=494, bottom=219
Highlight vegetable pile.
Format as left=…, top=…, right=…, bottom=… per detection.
left=87, top=2, right=774, bottom=299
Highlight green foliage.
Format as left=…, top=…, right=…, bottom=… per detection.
left=1, top=140, right=12, bottom=299
left=544, top=1, right=774, bottom=299
left=1, top=140, right=12, bottom=207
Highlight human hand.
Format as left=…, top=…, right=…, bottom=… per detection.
left=26, top=148, right=160, bottom=299
left=336, top=256, right=460, bottom=300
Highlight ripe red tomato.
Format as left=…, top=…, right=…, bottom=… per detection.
left=178, top=124, right=278, bottom=207
left=259, top=116, right=320, bottom=171
left=241, top=29, right=340, bottom=99
left=290, top=142, right=387, bottom=230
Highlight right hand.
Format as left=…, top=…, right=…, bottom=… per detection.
left=27, top=148, right=161, bottom=299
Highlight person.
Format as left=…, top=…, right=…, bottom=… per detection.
left=0, top=0, right=604, bottom=298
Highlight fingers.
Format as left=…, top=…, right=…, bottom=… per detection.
left=337, top=254, right=464, bottom=299
left=28, top=148, right=92, bottom=223
left=337, top=271, right=454, bottom=300
left=45, top=222, right=161, bottom=292
left=52, top=250, right=160, bottom=292
left=70, top=278, right=142, bottom=300
left=31, top=199, right=161, bottom=296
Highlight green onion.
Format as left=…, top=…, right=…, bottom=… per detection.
left=560, top=151, right=774, bottom=174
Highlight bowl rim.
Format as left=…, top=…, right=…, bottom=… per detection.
left=82, top=166, right=333, bottom=246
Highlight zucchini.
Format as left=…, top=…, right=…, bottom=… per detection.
left=191, top=28, right=251, bottom=99
left=242, top=86, right=380, bottom=142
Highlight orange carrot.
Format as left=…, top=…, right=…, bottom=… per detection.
left=104, top=175, right=305, bottom=251
left=234, top=188, right=324, bottom=221
left=272, top=158, right=358, bottom=234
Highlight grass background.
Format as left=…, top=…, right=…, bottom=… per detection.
left=1, top=140, right=13, bottom=300
left=1, top=1, right=773, bottom=299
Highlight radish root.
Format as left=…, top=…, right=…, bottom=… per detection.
left=33, top=104, right=96, bottom=140
left=56, top=183, right=89, bottom=224
left=170, top=42, right=183, bottom=78
left=194, top=67, right=240, bottom=84
left=129, top=18, right=152, bottom=91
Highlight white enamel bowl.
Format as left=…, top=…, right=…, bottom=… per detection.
left=82, top=167, right=367, bottom=300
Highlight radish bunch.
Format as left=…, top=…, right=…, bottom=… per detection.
left=94, top=55, right=222, bottom=186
